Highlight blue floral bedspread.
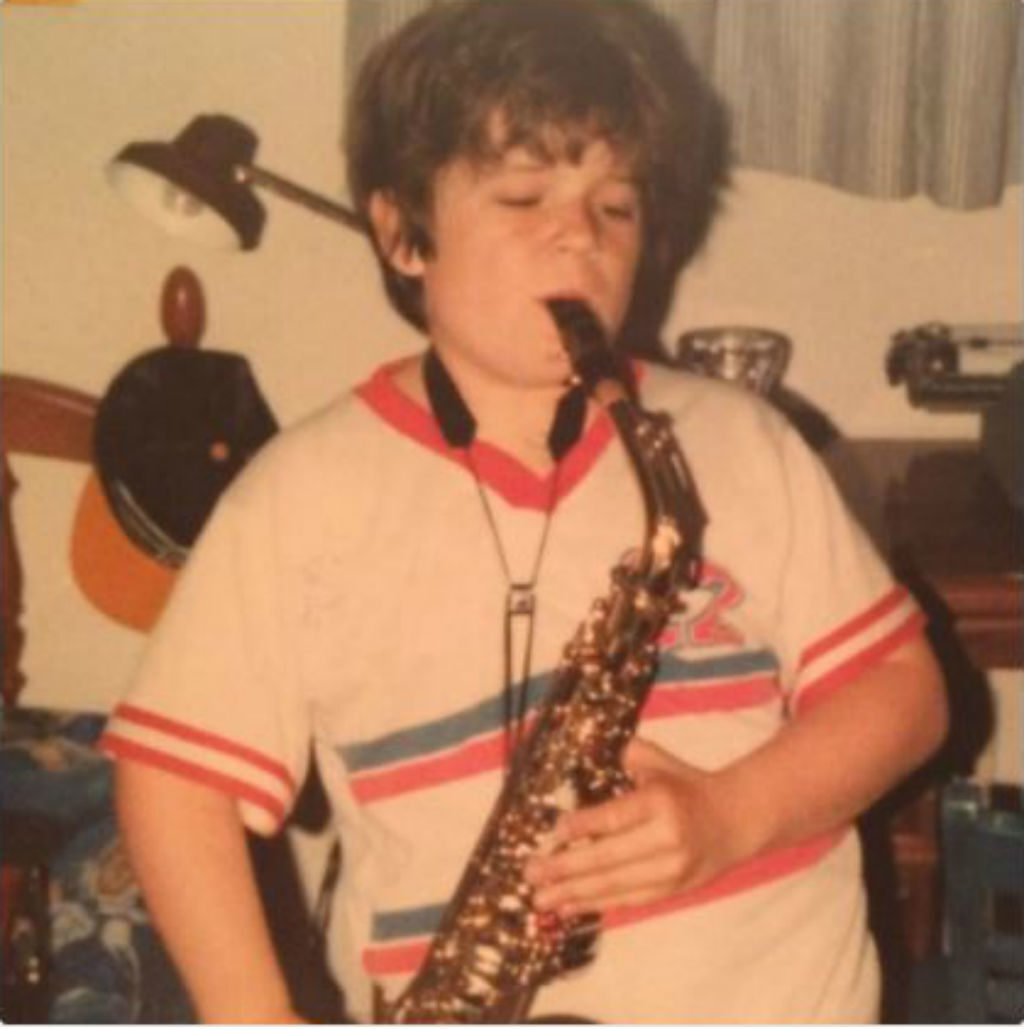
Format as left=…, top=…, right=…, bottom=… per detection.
left=1, top=707, right=194, bottom=1024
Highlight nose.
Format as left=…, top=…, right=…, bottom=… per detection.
left=553, top=198, right=601, bottom=252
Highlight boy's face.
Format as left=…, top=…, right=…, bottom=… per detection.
left=387, top=131, right=643, bottom=392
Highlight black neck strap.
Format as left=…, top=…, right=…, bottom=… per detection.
left=423, top=348, right=586, bottom=461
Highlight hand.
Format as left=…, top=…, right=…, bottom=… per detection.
left=524, top=739, right=744, bottom=917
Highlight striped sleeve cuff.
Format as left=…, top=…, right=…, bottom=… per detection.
left=792, top=586, right=926, bottom=715
left=98, top=703, right=296, bottom=835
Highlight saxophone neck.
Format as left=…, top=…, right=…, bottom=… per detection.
left=545, top=298, right=634, bottom=402
left=546, top=297, right=706, bottom=594
left=587, top=374, right=634, bottom=412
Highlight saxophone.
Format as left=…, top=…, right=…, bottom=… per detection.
left=374, top=299, right=706, bottom=1024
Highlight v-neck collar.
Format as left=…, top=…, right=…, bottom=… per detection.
left=355, top=357, right=642, bottom=511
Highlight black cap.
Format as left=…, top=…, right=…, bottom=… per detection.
left=93, top=347, right=278, bottom=566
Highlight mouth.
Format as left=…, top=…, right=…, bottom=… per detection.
left=542, top=290, right=593, bottom=308
left=540, top=293, right=606, bottom=333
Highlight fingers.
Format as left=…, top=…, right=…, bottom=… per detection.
left=528, top=825, right=693, bottom=916
left=522, top=743, right=721, bottom=918
left=536, top=855, right=682, bottom=916
left=524, top=778, right=704, bottom=915
left=553, top=769, right=691, bottom=853
left=551, top=786, right=650, bottom=846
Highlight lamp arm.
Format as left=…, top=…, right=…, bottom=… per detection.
left=237, top=163, right=365, bottom=234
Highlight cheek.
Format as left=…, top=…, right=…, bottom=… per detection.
left=422, top=255, right=509, bottom=337
left=429, top=219, right=514, bottom=291
left=609, top=245, right=642, bottom=310
left=622, top=231, right=643, bottom=280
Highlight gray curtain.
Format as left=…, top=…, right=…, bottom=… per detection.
left=344, top=0, right=1021, bottom=209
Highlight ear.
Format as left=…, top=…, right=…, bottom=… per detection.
left=368, top=191, right=426, bottom=277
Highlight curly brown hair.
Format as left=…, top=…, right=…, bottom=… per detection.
left=345, top=0, right=730, bottom=350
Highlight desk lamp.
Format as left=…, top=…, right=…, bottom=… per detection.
left=108, top=113, right=363, bottom=248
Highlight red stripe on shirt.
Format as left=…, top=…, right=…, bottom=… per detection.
left=642, top=675, right=779, bottom=718
left=798, top=586, right=911, bottom=671
left=355, top=359, right=641, bottom=510
left=364, top=939, right=431, bottom=978
left=793, top=610, right=926, bottom=715
left=98, top=733, right=287, bottom=827
left=353, top=675, right=778, bottom=806
left=603, top=829, right=844, bottom=930
left=468, top=420, right=616, bottom=508
left=361, top=829, right=847, bottom=977
left=111, top=703, right=294, bottom=790
left=350, top=729, right=509, bottom=804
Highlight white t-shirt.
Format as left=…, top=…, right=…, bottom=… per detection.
left=101, top=359, right=924, bottom=1023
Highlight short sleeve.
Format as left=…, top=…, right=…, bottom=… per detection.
left=771, top=422, right=925, bottom=715
left=99, top=472, right=310, bottom=836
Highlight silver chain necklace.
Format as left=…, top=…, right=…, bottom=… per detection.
left=466, top=453, right=560, bottom=761
left=422, top=347, right=582, bottom=765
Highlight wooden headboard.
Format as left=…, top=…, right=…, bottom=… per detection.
left=1, top=375, right=98, bottom=707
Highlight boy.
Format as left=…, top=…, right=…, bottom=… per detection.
left=102, top=0, right=947, bottom=1022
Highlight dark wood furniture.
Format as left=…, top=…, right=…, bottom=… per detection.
left=829, top=439, right=1021, bottom=666
left=2, top=376, right=98, bottom=709
left=826, top=437, right=1022, bottom=1012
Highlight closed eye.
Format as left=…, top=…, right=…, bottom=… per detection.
left=601, top=202, right=638, bottom=221
left=497, top=195, right=542, bottom=208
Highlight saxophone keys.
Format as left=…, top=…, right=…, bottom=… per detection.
left=547, top=780, right=577, bottom=813
left=498, top=892, right=525, bottom=915
left=472, top=944, right=503, bottom=972
left=460, top=971, right=497, bottom=1000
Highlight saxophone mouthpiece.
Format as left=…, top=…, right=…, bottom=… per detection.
left=546, top=298, right=624, bottom=399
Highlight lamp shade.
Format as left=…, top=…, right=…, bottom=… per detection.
left=107, top=114, right=266, bottom=249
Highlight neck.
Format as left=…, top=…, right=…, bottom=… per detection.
left=467, top=385, right=566, bottom=475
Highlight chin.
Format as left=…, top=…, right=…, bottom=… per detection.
left=543, top=350, right=574, bottom=382
left=512, top=363, right=571, bottom=393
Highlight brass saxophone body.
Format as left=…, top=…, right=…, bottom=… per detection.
left=375, top=300, right=706, bottom=1024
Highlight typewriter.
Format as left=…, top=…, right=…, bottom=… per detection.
left=887, top=321, right=1022, bottom=509
left=886, top=322, right=1021, bottom=411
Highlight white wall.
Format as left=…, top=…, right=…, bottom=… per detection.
left=4, top=0, right=416, bottom=714
left=676, top=174, right=1020, bottom=440
left=2, top=1, right=1020, bottom=779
